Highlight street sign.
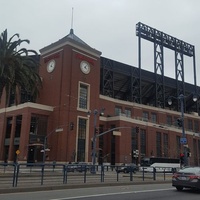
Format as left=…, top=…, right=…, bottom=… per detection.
left=180, top=137, right=187, bottom=144
left=16, top=150, right=20, bottom=155
left=113, top=131, right=121, bottom=136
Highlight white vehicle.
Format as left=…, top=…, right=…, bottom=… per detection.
left=140, top=157, right=180, bottom=173
left=151, top=162, right=180, bottom=172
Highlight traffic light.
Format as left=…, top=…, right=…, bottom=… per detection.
left=95, top=128, right=99, bottom=134
left=180, top=153, right=184, bottom=164
left=136, top=126, right=139, bottom=133
left=133, top=150, right=139, bottom=158
left=91, top=141, right=94, bottom=149
left=177, top=118, right=182, bottom=127
left=187, top=148, right=191, bottom=157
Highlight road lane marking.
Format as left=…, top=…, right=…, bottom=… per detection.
left=50, top=188, right=173, bottom=200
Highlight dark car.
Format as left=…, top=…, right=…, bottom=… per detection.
left=115, top=164, right=138, bottom=173
left=66, top=164, right=77, bottom=172
left=172, top=167, right=200, bottom=191
left=76, top=162, right=91, bottom=172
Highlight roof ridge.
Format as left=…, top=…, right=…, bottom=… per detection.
left=66, top=28, right=90, bottom=47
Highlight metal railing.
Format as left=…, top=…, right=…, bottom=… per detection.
left=0, top=163, right=172, bottom=188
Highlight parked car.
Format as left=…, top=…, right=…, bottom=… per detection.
left=66, top=164, right=77, bottom=172
left=172, top=167, right=200, bottom=191
left=76, top=162, right=92, bottom=172
left=115, top=163, right=138, bottom=173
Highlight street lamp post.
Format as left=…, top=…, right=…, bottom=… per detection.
left=91, top=109, right=98, bottom=174
left=42, top=128, right=63, bottom=163
left=88, top=109, right=104, bottom=174
left=179, top=94, right=187, bottom=167
left=88, top=109, right=131, bottom=174
left=90, top=126, right=131, bottom=173
left=168, top=94, right=198, bottom=167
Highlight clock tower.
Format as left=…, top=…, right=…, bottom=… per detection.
left=39, top=29, right=102, bottom=162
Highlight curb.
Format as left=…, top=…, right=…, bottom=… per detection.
left=0, top=180, right=171, bottom=194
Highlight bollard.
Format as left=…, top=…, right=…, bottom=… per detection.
left=130, top=169, right=133, bottom=181
left=53, top=161, right=56, bottom=172
left=15, top=164, right=20, bottom=187
left=116, top=166, right=119, bottom=182
left=84, top=165, right=87, bottom=183
left=153, top=167, right=156, bottom=180
left=142, top=167, right=144, bottom=181
left=63, top=165, right=67, bottom=184
left=164, top=169, right=166, bottom=181
left=101, top=165, right=104, bottom=182
left=12, top=163, right=17, bottom=187
left=41, top=164, right=45, bottom=185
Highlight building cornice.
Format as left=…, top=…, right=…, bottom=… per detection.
left=0, top=103, right=54, bottom=114
left=40, top=40, right=101, bottom=58
left=99, top=115, right=198, bottom=136
left=99, top=95, right=200, bottom=119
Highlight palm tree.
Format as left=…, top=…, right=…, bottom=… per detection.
left=0, top=29, right=42, bottom=106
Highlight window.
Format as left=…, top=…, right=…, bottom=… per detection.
left=151, top=113, right=157, bottom=123
left=29, top=115, right=48, bottom=144
left=140, top=129, right=146, bottom=156
left=193, top=139, right=198, bottom=166
left=77, top=118, right=87, bottom=162
left=163, top=133, right=169, bottom=157
left=15, top=115, right=22, bottom=137
left=198, top=140, right=200, bottom=165
left=115, top=107, right=122, bottom=116
left=98, top=125, right=104, bottom=165
left=21, top=88, right=33, bottom=103
left=79, top=83, right=89, bottom=109
left=131, top=128, right=138, bottom=151
left=6, top=117, right=12, bottom=138
left=187, top=119, right=193, bottom=130
left=174, top=116, right=179, bottom=127
left=156, top=132, right=162, bottom=157
left=166, top=115, right=172, bottom=126
left=125, top=108, right=131, bottom=118
left=194, top=120, right=199, bottom=132
left=8, top=89, right=15, bottom=106
left=176, top=136, right=181, bottom=158
left=110, top=125, right=116, bottom=165
left=142, top=111, right=149, bottom=121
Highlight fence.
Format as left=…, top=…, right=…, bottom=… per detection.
left=0, top=163, right=172, bottom=188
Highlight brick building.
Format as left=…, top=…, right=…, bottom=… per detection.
left=0, top=25, right=200, bottom=166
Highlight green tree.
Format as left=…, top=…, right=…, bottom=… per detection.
left=0, top=29, right=42, bottom=105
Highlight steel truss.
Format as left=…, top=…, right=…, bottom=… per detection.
left=100, top=22, right=199, bottom=114
left=136, top=22, right=197, bottom=111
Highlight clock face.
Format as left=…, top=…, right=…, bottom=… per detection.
left=47, top=60, right=56, bottom=73
left=80, top=61, right=90, bottom=74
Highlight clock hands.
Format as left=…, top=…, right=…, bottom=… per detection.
left=83, top=64, right=88, bottom=70
left=47, top=60, right=56, bottom=73
left=80, top=61, right=90, bottom=74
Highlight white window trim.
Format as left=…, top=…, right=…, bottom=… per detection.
left=77, top=81, right=90, bottom=111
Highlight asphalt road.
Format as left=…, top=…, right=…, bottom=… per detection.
left=1, top=183, right=200, bottom=200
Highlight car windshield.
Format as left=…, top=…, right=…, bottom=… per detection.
left=179, top=167, right=200, bottom=174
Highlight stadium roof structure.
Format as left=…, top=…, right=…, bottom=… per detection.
left=100, top=56, right=199, bottom=114
left=99, top=22, right=200, bottom=115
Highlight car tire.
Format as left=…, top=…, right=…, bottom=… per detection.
left=176, top=186, right=183, bottom=191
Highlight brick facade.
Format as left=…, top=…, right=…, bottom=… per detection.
left=0, top=29, right=199, bottom=166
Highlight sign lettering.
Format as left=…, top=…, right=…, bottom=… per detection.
left=76, top=53, right=94, bottom=65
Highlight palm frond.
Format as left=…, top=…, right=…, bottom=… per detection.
left=0, top=29, right=42, bottom=105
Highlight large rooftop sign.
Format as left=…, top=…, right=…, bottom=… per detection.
left=136, top=22, right=194, bottom=57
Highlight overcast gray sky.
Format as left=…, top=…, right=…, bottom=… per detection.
left=1, top=0, right=200, bottom=85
